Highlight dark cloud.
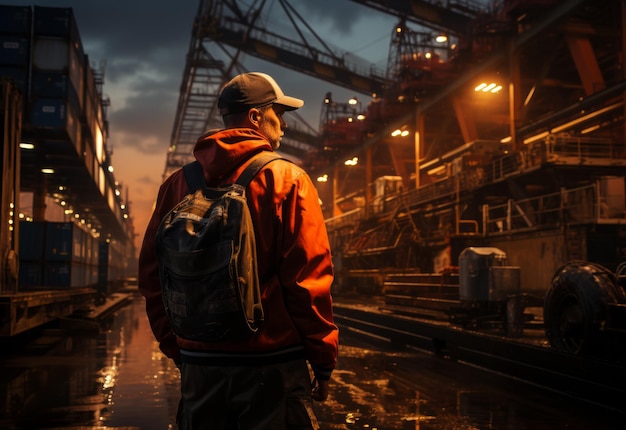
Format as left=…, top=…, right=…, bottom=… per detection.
left=296, top=0, right=369, bottom=35
left=70, top=1, right=196, bottom=59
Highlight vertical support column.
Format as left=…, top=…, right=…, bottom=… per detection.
left=332, top=164, right=340, bottom=218
left=509, top=43, right=521, bottom=151
left=414, top=109, right=424, bottom=189
left=365, top=146, right=372, bottom=217
left=622, top=0, right=626, bottom=148
left=0, top=81, right=22, bottom=293
left=32, top=172, right=47, bottom=221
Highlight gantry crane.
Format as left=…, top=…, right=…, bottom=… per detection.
left=164, top=0, right=391, bottom=179
left=164, top=0, right=496, bottom=179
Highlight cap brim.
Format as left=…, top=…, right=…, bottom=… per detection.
left=275, top=95, right=304, bottom=111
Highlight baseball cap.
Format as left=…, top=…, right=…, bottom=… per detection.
left=218, top=72, right=304, bottom=116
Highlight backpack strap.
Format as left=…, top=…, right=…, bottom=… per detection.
left=235, top=153, right=283, bottom=187
left=182, top=160, right=205, bottom=193
left=182, top=153, right=283, bottom=192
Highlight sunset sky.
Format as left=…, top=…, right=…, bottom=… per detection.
left=4, top=0, right=401, bottom=252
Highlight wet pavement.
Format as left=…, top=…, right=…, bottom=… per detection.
left=0, top=294, right=623, bottom=429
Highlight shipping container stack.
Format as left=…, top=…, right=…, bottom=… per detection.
left=1, top=5, right=134, bottom=291
left=18, top=221, right=100, bottom=289
left=0, top=5, right=30, bottom=102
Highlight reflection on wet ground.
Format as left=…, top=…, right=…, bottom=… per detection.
left=0, top=294, right=179, bottom=429
left=0, top=295, right=623, bottom=429
left=315, top=329, right=625, bottom=429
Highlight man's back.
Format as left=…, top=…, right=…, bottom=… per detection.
left=138, top=72, right=337, bottom=429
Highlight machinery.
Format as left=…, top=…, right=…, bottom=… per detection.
left=384, top=247, right=626, bottom=360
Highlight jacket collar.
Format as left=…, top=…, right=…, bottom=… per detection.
left=193, top=128, right=273, bottom=184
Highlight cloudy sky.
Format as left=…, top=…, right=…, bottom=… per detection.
left=6, top=0, right=399, bottom=251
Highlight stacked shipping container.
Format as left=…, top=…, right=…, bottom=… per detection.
left=1, top=5, right=135, bottom=291
left=18, top=221, right=98, bottom=289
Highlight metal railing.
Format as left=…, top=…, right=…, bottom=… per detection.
left=326, top=135, right=626, bottom=234
left=483, top=181, right=626, bottom=235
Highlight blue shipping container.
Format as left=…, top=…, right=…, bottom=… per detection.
left=0, top=35, right=30, bottom=66
left=33, top=7, right=75, bottom=37
left=18, top=221, right=46, bottom=261
left=30, top=98, right=67, bottom=128
left=45, top=222, right=78, bottom=262
left=19, top=261, right=43, bottom=288
left=31, top=70, right=70, bottom=98
left=44, top=262, right=71, bottom=287
left=0, top=5, right=32, bottom=34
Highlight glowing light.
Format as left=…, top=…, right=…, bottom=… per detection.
left=344, top=157, right=358, bottom=166
left=317, top=174, right=328, bottom=182
left=475, top=82, right=502, bottom=93
left=392, top=128, right=410, bottom=137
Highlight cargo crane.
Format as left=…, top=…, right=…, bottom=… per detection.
left=347, top=0, right=487, bottom=36
left=164, top=0, right=390, bottom=178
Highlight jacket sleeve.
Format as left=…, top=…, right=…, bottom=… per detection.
left=278, top=168, right=339, bottom=379
left=137, top=176, right=183, bottom=362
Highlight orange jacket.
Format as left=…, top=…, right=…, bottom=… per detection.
left=138, top=128, right=338, bottom=378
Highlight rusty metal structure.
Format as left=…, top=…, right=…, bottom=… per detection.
left=165, top=0, right=626, bottom=355
left=167, top=0, right=625, bottom=276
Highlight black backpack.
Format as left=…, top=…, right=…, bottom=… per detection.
left=156, top=153, right=281, bottom=342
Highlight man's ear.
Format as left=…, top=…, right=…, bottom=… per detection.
left=248, top=108, right=261, bottom=126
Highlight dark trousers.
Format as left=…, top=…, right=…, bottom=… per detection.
left=177, top=359, right=319, bottom=430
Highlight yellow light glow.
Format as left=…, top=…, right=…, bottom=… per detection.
left=475, top=82, right=502, bottom=94
left=344, top=157, right=358, bottom=166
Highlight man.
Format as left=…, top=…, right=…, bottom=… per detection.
left=138, top=72, right=338, bottom=429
